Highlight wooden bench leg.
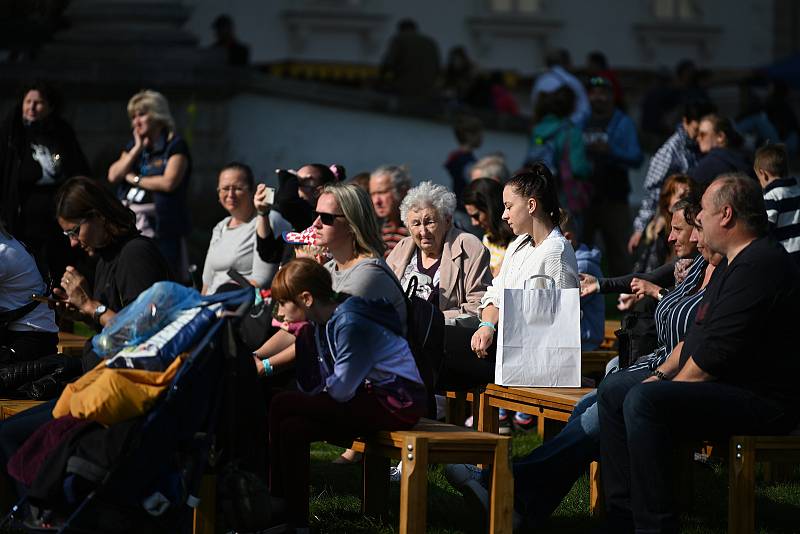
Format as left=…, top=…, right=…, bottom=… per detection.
left=589, top=461, right=604, bottom=518
left=192, top=474, right=215, bottom=534
left=489, top=438, right=514, bottom=534
left=362, top=450, right=390, bottom=520
left=446, top=391, right=467, bottom=425
left=478, top=395, right=498, bottom=434
left=729, top=436, right=755, bottom=534
left=399, top=436, right=429, bottom=534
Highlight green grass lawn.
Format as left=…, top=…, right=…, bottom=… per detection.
left=307, top=430, right=800, bottom=533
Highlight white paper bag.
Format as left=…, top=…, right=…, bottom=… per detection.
left=495, top=275, right=582, bottom=387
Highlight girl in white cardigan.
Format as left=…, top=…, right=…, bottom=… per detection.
left=471, top=164, right=580, bottom=358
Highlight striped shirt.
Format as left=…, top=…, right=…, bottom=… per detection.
left=381, top=220, right=409, bottom=258
left=480, top=228, right=579, bottom=311
left=633, top=126, right=698, bottom=232
left=763, top=177, right=800, bottom=261
left=626, top=255, right=709, bottom=373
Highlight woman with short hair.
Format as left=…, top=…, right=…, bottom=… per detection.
left=387, top=180, right=491, bottom=319
left=107, top=89, right=192, bottom=281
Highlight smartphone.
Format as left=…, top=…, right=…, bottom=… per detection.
left=31, top=294, right=65, bottom=305
left=262, top=185, right=276, bottom=205
left=275, top=168, right=297, bottom=187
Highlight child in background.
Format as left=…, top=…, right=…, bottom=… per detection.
left=754, top=143, right=800, bottom=264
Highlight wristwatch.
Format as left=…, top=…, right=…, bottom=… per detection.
left=93, top=304, right=108, bottom=321
left=651, top=369, right=668, bottom=381
left=656, top=288, right=668, bottom=301
left=133, top=175, right=142, bottom=185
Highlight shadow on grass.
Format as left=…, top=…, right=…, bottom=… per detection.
left=307, top=438, right=800, bottom=534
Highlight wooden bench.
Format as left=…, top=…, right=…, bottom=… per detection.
left=601, top=320, right=620, bottom=350
left=0, top=399, right=45, bottom=420
left=57, top=331, right=89, bottom=357
left=477, top=385, right=603, bottom=516
left=352, top=418, right=514, bottom=534
left=728, top=435, right=800, bottom=534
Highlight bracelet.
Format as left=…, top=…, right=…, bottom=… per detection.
left=478, top=321, right=496, bottom=332
left=261, top=358, right=274, bottom=376
left=651, top=369, right=667, bottom=381
left=256, top=208, right=270, bottom=217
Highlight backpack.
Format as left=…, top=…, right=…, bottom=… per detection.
left=376, top=263, right=445, bottom=418
left=525, top=124, right=565, bottom=175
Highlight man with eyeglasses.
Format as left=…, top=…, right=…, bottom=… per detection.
left=581, top=76, right=643, bottom=276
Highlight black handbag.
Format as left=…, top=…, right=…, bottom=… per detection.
left=615, top=297, right=659, bottom=369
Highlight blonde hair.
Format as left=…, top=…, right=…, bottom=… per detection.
left=322, top=183, right=386, bottom=259
left=127, top=90, right=176, bottom=134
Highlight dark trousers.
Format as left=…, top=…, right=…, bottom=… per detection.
left=0, top=330, right=58, bottom=364
left=268, top=389, right=416, bottom=527
left=436, top=324, right=495, bottom=391
left=597, top=369, right=796, bottom=534
left=513, top=391, right=599, bottom=527
left=583, top=199, right=632, bottom=276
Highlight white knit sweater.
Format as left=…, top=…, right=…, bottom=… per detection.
left=479, top=227, right=579, bottom=311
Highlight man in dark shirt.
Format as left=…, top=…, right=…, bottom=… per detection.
left=597, top=172, right=800, bottom=533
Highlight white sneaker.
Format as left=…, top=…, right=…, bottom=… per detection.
left=389, top=461, right=402, bottom=482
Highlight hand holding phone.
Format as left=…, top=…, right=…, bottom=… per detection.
left=254, top=184, right=276, bottom=213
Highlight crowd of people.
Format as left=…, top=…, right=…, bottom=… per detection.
left=0, top=54, right=799, bottom=533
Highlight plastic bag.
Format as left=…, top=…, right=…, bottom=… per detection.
left=92, top=282, right=203, bottom=358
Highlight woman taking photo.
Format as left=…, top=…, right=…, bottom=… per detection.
left=387, top=181, right=491, bottom=320
left=463, top=178, right=514, bottom=277
left=268, top=258, right=425, bottom=532
left=463, top=164, right=579, bottom=387
left=107, top=90, right=191, bottom=282
left=202, top=162, right=276, bottom=294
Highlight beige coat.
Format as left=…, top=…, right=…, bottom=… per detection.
left=386, top=227, right=492, bottom=319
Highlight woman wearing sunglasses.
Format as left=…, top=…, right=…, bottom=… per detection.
left=53, top=176, right=172, bottom=368
left=252, top=183, right=406, bottom=379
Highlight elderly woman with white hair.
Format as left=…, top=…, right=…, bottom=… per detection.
left=108, top=89, right=192, bottom=282
left=387, top=180, right=492, bottom=319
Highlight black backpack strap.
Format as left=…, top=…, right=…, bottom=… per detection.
left=0, top=300, right=40, bottom=328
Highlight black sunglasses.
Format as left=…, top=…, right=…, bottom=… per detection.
left=314, top=210, right=346, bottom=226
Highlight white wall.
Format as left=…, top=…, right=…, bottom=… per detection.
left=183, top=0, right=775, bottom=72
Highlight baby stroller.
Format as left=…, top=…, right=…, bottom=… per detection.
left=2, top=281, right=270, bottom=533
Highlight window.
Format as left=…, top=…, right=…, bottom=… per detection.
left=488, top=0, right=543, bottom=15
left=652, top=0, right=700, bottom=21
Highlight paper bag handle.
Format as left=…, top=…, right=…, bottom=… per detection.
left=523, top=275, right=556, bottom=290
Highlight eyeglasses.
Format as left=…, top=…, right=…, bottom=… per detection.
left=63, top=218, right=88, bottom=239
left=217, top=185, right=249, bottom=195
left=313, top=211, right=346, bottom=226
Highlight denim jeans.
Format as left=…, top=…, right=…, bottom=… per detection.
left=598, top=369, right=797, bottom=534
left=511, top=390, right=600, bottom=526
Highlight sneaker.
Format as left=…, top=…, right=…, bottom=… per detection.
left=445, top=464, right=523, bottom=531
left=498, top=408, right=512, bottom=435
left=513, top=412, right=536, bottom=432
left=389, top=461, right=402, bottom=482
